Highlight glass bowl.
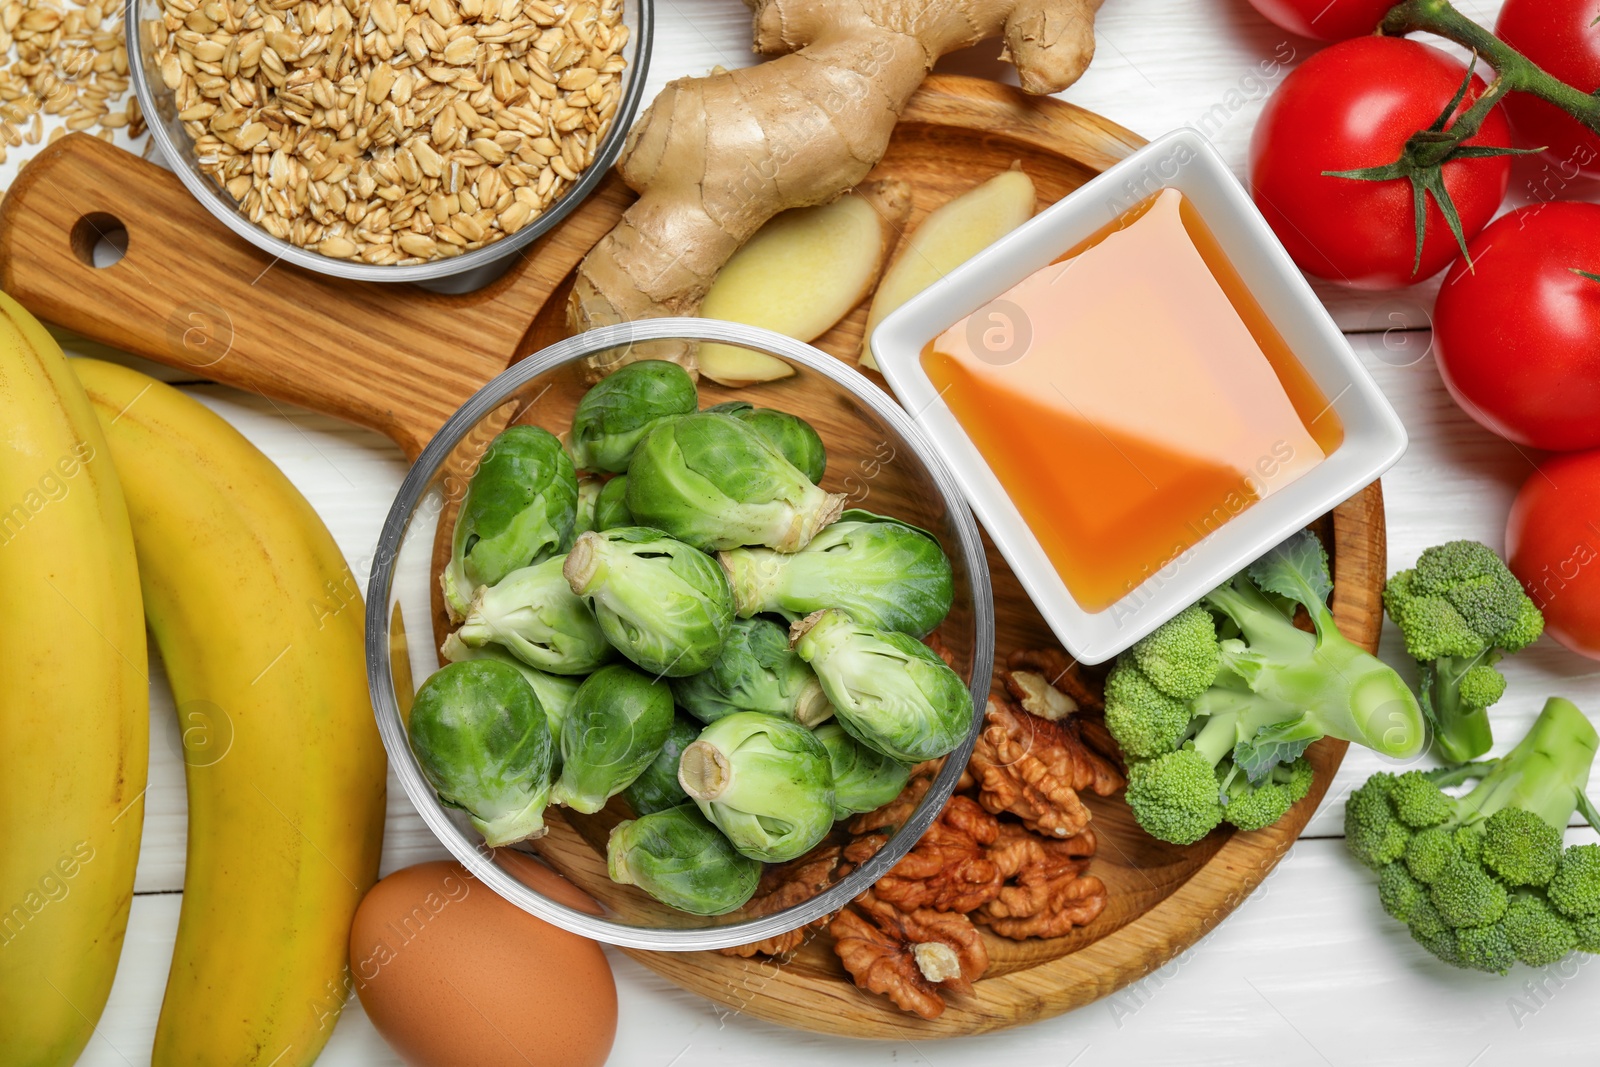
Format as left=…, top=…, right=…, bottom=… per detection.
left=365, top=318, right=995, bottom=950
left=128, top=0, right=653, bottom=285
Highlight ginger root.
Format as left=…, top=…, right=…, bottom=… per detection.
left=697, top=179, right=912, bottom=387
left=859, top=167, right=1036, bottom=371
left=569, top=0, right=1104, bottom=373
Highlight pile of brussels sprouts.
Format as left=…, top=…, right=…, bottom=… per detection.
left=407, top=360, right=972, bottom=917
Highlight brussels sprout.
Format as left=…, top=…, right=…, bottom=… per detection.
left=625, top=412, right=845, bottom=552
left=569, top=359, right=698, bottom=473
left=718, top=511, right=954, bottom=637
left=671, top=617, right=831, bottom=726
left=573, top=475, right=603, bottom=535
left=442, top=425, right=578, bottom=618
left=607, top=804, right=761, bottom=916
left=678, top=711, right=835, bottom=862
left=704, top=402, right=826, bottom=483
left=408, top=659, right=555, bottom=846
left=457, top=555, right=615, bottom=675
left=622, top=713, right=700, bottom=816
left=814, top=722, right=910, bottom=818
left=563, top=527, right=734, bottom=678
left=439, top=632, right=583, bottom=751
left=551, top=664, right=675, bottom=814
left=792, top=609, right=973, bottom=762
left=593, top=475, right=632, bottom=531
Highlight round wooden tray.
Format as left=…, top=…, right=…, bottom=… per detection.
left=516, top=82, right=1389, bottom=1037
left=0, top=74, right=1388, bottom=1039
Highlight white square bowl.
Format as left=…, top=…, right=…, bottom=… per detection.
left=869, top=127, right=1407, bottom=665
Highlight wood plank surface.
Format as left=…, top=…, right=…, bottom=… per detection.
left=4, top=0, right=1598, bottom=1062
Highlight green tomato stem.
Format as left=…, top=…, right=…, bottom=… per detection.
left=1382, top=0, right=1600, bottom=134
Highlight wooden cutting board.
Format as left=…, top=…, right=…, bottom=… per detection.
left=0, top=74, right=1386, bottom=1037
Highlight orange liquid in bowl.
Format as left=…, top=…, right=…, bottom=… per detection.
left=922, top=189, right=1343, bottom=613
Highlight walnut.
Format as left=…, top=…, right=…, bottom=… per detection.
left=968, top=696, right=1126, bottom=839
left=976, top=823, right=1108, bottom=939
left=1006, top=647, right=1104, bottom=712
left=830, top=891, right=988, bottom=1020
left=874, top=796, right=1004, bottom=914
left=1004, top=668, right=1079, bottom=721
left=840, top=832, right=888, bottom=872
left=924, top=631, right=957, bottom=668
left=718, top=844, right=842, bottom=959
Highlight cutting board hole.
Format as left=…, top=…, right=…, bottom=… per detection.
left=70, top=212, right=128, bottom=268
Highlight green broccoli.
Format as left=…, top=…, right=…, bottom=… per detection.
left=1345, top=773, right=1412, bottom=868
left=1384, top=541, right=1544, bottom=763
left=1502, top=894, right=1577, bottom=967
left=1107, top=529, right=1426, bottom=845
left=1548, top=844, right=1600, bottom=919
left=1348, top=696, right=1600, bottom=973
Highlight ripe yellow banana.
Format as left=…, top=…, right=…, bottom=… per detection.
left=73, top=358, right=386, bottom=1067
left=0, top=294, right=147, bottom=1067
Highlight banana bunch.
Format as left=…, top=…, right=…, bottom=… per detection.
left=0, top=293, right=148, bottom=1067
left=0, top=291, right=387, bottom=1067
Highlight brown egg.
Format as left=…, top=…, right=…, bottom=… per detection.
left=351, top=853, right=617, bottom=1067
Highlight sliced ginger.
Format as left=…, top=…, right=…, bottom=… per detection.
left=860, top=168, right=1037, bottom=371
left=698, top=180, right=912, bottom=387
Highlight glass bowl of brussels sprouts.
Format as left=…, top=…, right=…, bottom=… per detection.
left=367, top=318, right=995, bottom=950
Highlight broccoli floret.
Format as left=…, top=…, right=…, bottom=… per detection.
left=1455, top=824, right=1483, bottom=864
left=1390, top=770, right=1452, bottom=827
left=1548, top=844, right=1600, bottom=919
left=1353, top=697, right=1600, bottom=973
left=1124, top=749, right=1225, bottom=846
left=1106, top=530, right=1428, bottom=846
left=1405, top=828, right=1463, bottom=884
left=1378, top=863, right=1431, bottom=923
left=1430, top=858, right=1509, bottom=928
left=1454, top=922, right=1515, bottom=974
left=1384, top=541, right=1544, bottom=762
left=1480, top=808, right=1563, bottom=887
left=1104, top=661, right=1193, bottom=759
left=1221, top=757, right=1313, bottom=831
left=1413, top=926, right=1467, bottom=968
left=1573, top=915, right=1600, bottom=954
left=1345, top=773, right=1413, bottom=870
left=1503, top=894, right=1577, bottom=967
left=1129, top=604, right=1220, bottom=699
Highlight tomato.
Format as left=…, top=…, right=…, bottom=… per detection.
left=1243, top=0, right=1394, bottom=42
left=1433, top=203, right=1600, bottom=452
left=1496, top=0, right=1600, bottom=178
left=1249, top=37, right=1514, bottom=289
left=1506, top=451, right=1600, bottom=661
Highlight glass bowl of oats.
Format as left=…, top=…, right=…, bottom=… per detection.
left=129, top=0, right=651, bottom=282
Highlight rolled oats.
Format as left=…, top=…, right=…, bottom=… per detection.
left=155, top=0, right=624, bottom=263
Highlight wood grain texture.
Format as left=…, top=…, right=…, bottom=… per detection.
left=0, top=135, right=629, bottom=458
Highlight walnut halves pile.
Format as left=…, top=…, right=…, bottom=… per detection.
left=718, top=650, right=1123, bottom=1021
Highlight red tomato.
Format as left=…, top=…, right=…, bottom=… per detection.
left=1243, top=0, right=1394, bottom=41
left=1507, top=451, right=1600, bottom=660
left=1434, top=203, right=1600, bottom=451
left=1496, top=0, right=1600, bottom=179
left=1249, top=38, right=1514, bottom=289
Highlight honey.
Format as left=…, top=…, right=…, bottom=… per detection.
left=923, top=188, right=1342, bottom=613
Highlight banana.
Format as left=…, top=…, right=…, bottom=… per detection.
left=73, top=358, right=386, bottom=1067
left=0, top=295, right=148, bottom=1067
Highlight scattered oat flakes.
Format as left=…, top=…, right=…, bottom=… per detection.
left=0, top=0, right=142, bottom=179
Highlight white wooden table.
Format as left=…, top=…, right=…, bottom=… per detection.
left=14, top=0, right=1600, bottom=1063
